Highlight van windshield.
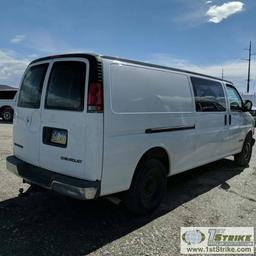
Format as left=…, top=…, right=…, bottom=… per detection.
left=18, top=64, right=49, bottom=108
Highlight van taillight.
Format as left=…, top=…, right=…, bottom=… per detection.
left=87, top=82, right=103, bottom=112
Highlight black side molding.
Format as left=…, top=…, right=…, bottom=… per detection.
left=14, top=143, right=23, bottom=148
left=145, top=125, right=195, bottom=134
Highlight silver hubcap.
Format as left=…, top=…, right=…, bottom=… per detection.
left=3, top=111, right=11, bottom=120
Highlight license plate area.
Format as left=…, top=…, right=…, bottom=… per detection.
left=43, top=127, right=68, bottom=148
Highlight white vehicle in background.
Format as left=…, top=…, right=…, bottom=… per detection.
left=241, top=93, right=256, bottom=126
left=250, top=106, right=256, bottom=126
left=0, top=89, right=18, bottom=121
left=6, top=53, right=255, bottom=214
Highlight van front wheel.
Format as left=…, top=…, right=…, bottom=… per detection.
left=2, top=108, right=13, bottom=122
left=234, top=135, right=253, bottom=166
left=124, top=159, right=167, bottom=215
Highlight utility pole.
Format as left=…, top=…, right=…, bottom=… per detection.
left=247, top=41, right=252, bottom=93
left=244, top=41, right=255, bottom=93
left=221, top=68, right=224, bottom=80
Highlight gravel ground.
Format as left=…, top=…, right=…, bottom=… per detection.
left=0, top=122, right=255, bottom=256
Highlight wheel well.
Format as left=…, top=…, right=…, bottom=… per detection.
left=247, top=131, right=253, bottom=139
left=0, top=106, right=13, bottom=115
left=135, top=147, right=170, bottom=176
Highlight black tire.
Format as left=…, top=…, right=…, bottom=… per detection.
left=124, top=159, right=167, bottom=215
left=234, top=134, right=253, bottom=166
left=2, top=108, right=13, bottom=122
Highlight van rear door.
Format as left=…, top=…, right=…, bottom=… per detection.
left=39, top=58, right=90, bottom=180
left=14, top=62, right=49, bottom=166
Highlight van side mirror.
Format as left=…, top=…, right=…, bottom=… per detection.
left=243, top=100, right=253, bottom=112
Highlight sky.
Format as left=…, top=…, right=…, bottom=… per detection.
left=0, top=0, right=256, bottom=92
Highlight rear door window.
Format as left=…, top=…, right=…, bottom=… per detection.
left=18, top=64, right=49, bottom=108
left=191, top=77, right=226, bottom=112
left=45, top=61, right=86, bottom=111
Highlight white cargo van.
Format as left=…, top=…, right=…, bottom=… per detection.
left=0, top=89, right=17, bottom=121
left=6, top=53, right=255, bottom=214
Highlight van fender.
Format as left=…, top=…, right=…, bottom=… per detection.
left=128, top=144, right=171, bottom=190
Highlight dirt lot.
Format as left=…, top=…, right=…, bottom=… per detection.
left=0, top=123, right=256, bottom=256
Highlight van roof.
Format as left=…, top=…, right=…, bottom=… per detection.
left=30, top=53, right=233, bottom=84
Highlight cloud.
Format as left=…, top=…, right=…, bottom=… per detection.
left=0, top=49, right=29, bottom=87
left=173, top=4, right=208, bottom=27
left=206, top=1, right=244, bottom=23
left=205, top=1, right=213, bottom=4
left=27, top=53, right=39, bottom=59
left=10, top=35, right=26, bottom=44
left=25, top=30, right=78, bottom=54
left=147, top=53, right=256, bottom=92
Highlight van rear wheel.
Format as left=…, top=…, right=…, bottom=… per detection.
left=124, top=159, right=167, bottom=215
left=234, top=135, right=253, bottom=167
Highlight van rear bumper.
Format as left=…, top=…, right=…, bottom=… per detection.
left=6, top=155, right=100, bottom=200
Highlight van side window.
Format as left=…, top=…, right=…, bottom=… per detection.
left=18, top=64, right=49, bottom=108
left=226, top=85, right=243, bottom=111
left=45, top=61, right=86, bottom=111
left=191, top=77, right=226, bottom=112
left=0, top=90, right=17, bottom=100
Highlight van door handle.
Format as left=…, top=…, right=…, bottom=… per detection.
left=26, top=116, right=32, bottom=126
left=224, top=115, right=227, bottom=125
left=229, top=114, right=232, bottom=125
